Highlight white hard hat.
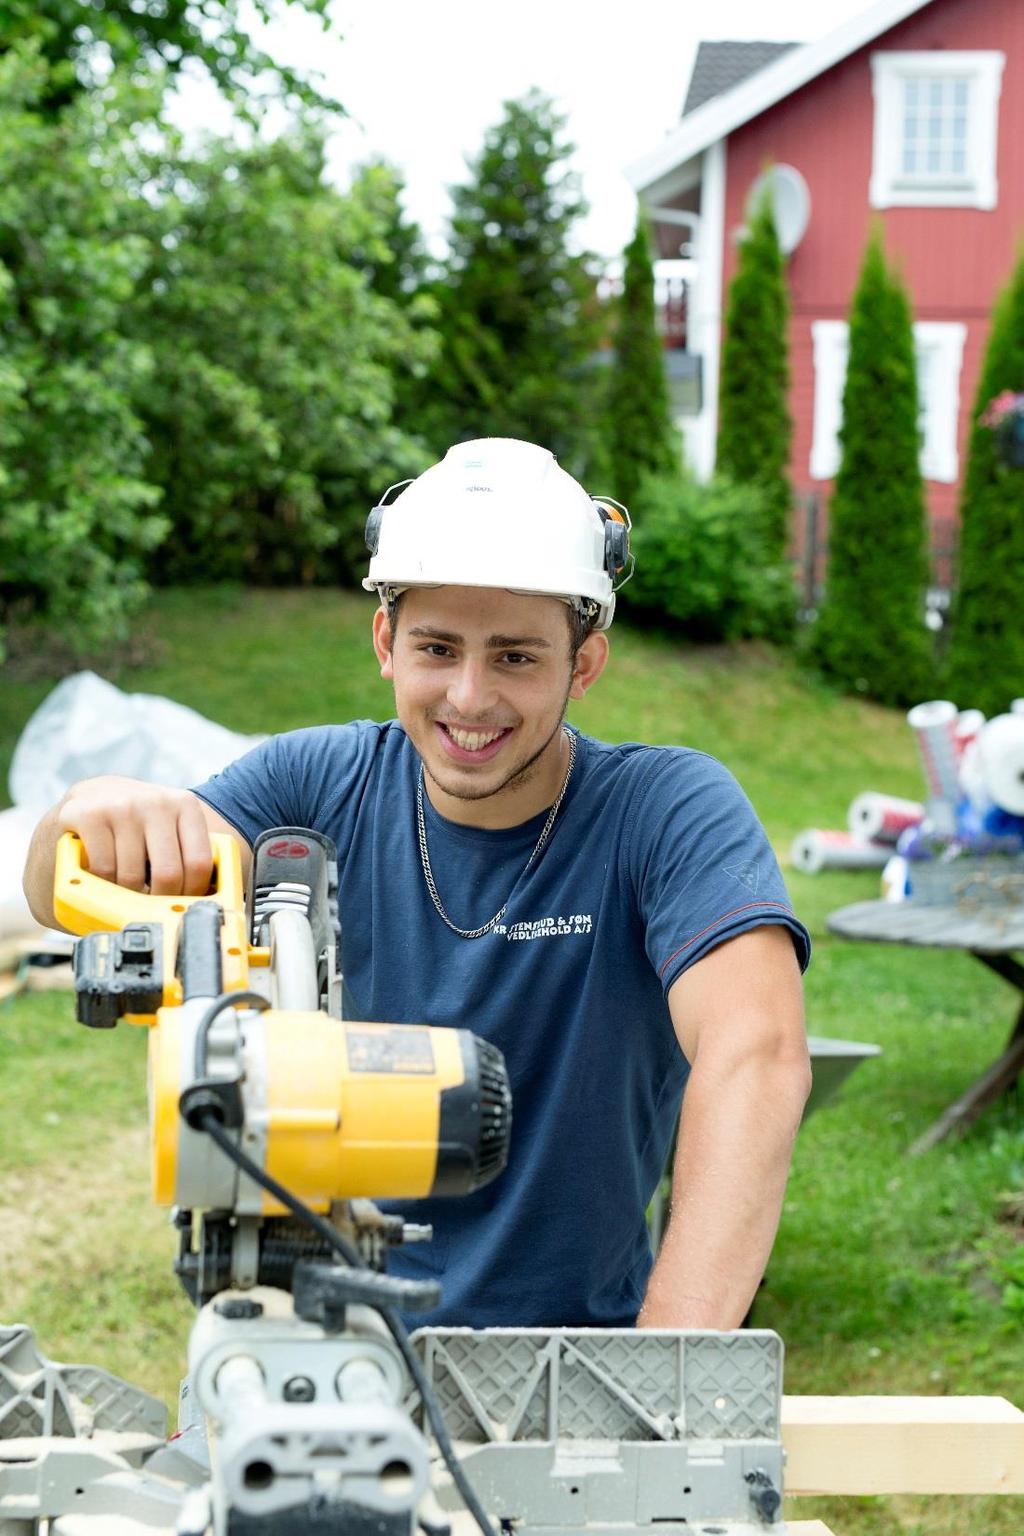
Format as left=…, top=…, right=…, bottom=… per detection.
left=362, top=437, right=631, bottom=631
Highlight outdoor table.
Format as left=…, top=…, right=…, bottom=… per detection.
left=826, top=898, right=1024, bottom=1154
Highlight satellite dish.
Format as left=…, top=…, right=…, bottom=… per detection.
left=746, top=164, right=810, bottom=255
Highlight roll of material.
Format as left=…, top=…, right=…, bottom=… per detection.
left=954, top=709, right=986, bottom=757
left=791, top=829, right=891, bottom=875
left=906, top=699, right=960, bottom=804
left=977, top=713, right=1024, bottom=815
left=958, top=738, right=986, bottom=805
left=881, top=854, right=909, bottom=903
left=847, top=792, right=924, bottom=845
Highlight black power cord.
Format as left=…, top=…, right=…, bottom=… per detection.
left=189, top=1090, right=496, bottom=1536
left=193, top=991, right=270, bottom=1080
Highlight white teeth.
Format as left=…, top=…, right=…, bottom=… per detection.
left=447, top=727, right=504, bottom=751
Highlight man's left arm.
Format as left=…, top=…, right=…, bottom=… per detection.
left=637, top=924, right=811, bottom=1330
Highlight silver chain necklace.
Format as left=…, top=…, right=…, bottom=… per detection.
left=416, top=727, right=577, bottom=939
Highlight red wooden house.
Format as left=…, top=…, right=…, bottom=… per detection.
left=627, top=0, right=1023, bottom=591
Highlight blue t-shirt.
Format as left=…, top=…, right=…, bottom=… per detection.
left=192, top=721, right=810, bottom=1328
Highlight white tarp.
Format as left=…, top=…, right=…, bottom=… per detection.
left=2, top=671, right=265, bottom=941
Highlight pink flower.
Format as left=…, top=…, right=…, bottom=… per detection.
left=980, top=390, right=1024, bottom=428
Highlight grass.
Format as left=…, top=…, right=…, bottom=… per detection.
left=2, top=586, right=1022, bottom=1535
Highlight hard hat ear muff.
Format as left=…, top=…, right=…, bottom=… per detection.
left=593, top=499, right=631, bottom=580
left=365, top=505, right=383, bottom=556
left=604, top=520, right=628, bottom=578
left=365, top=478, right=415, bottom=556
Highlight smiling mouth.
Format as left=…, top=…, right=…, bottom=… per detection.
left=437, top=723, right=513, bottom=754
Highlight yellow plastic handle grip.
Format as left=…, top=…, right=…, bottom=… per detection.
left=53, top=830, right=246, bottom=936
left=53, top=831, right=251, bottom=1015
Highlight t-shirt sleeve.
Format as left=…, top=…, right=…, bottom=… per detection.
left=190, top=725, right=372, bottom=847
left=628, top=750, right=811, bottom=995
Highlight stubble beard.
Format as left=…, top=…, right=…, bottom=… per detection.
left=422, top=686, right=573, bottom=806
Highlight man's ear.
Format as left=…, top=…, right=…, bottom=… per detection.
left=569, top=631, right=609, bottom=701
left=372, top=606, right=394, bottom=680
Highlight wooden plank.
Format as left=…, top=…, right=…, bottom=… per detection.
left=23, top=961, right=75, bottom=992
left=782, top=1395, right=1024, bottom=1495
left=0, top=971, right=25, bottom=1003
left=788, top=1525, right=839, bottom=1536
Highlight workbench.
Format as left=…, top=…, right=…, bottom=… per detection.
left=826, top=897, right=1024, bottom=1153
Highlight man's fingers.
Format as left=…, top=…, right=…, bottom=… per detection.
left=114, top=820, right=149, bottom=892
left=145, top=816, right=185, bottom=896
left=70, top=816, right=117, bottom=884
left=54, top=780, right=219, bottom=898
left=177, top=797, right=214, bottom=896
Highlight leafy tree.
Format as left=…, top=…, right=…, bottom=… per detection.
left=808, top=229, right=932, bottom=704
left=716, top=186, right=793, bottom=563
left=347, top=159, right=430, bottom=307
left=346, top=159, right=437, bottom=426
left=0, top=47, right=167, bottom=659
left=0, top=0, right=336, bottom=115
left=135, top=127, right=437, bottom=586
left=416, top=89, right=603, bottom=478
left=945, top=255, right=1024, bottom=715
left=605, top=212, right=679, bottom=514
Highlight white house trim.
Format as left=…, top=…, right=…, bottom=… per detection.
left=810, top=322, right=849, bottom=481
left=627, top=0, right=934, bottom=195
left=680, top=139, right=727, bottom=482
left=915, top=321, right=967, bottom=481
left=869, top=51, right=1004, bottom=210
left=810, top=318, right=967, bottom=484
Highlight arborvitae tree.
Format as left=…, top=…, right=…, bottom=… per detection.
left=945, top=255, right=1024, bottom=715
left=716, top=186, right=793, bottom=562
left=809, top=229, right=932, bottom=704
left=605, top=212, right=679, bottom=513
left=415, top=90, right=603, bottom=478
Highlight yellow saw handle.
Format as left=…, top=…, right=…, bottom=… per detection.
left=54, top=830, right=252, bottom=1016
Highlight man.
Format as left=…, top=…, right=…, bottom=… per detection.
left=24, top=437, right=811, bottom=1331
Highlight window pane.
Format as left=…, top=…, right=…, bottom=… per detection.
left=896, top=71, right=975, bottom=184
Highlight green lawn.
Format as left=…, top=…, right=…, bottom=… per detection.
left=1, top=587, right=1022, bottom=1536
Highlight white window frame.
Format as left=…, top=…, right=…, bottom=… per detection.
left=810, top=322, right=848, bottom=481
left=810, top=319, right=966, bottom=484
left=870, top=50, right=1004, bottom=210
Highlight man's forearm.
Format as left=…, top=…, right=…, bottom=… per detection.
left=637, top=1044, right=810, bottom=1329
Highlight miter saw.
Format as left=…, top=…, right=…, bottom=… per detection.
left=0, top=826, right=789, bottom=1535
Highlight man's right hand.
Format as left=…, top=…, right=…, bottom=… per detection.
left=22, top=776, right=248, bottom=931
left=54, top=776, right=216, bottom=896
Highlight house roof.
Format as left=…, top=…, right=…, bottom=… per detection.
left=628, top=0, right=935, bottom=196
left=682, top=41, right=798, bottom=116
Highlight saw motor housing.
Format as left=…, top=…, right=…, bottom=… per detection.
left=58, top=825, right=512, bottom=1236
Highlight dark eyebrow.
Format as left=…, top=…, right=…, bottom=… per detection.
left=487, top=634, right=551, bottom=650
left=406, top=626, right=551, bottom=650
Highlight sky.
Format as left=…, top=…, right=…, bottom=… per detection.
left=174, top=0, right=878, bottom=258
